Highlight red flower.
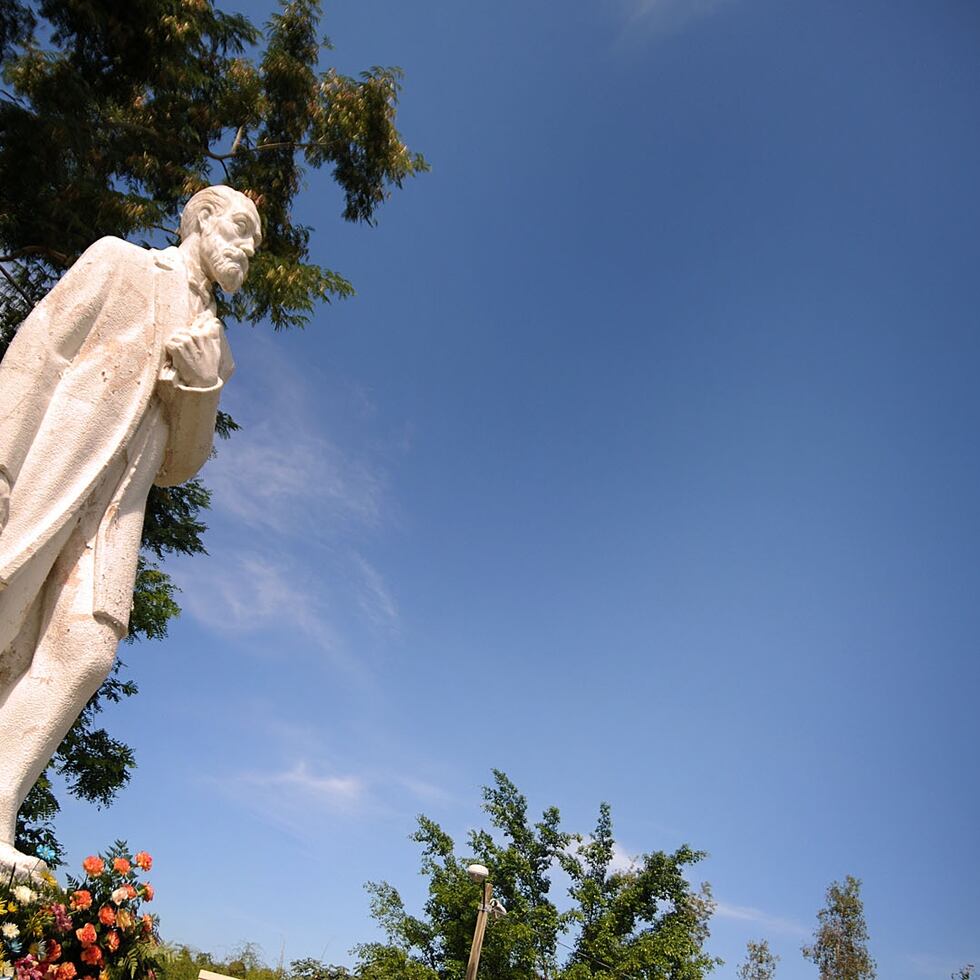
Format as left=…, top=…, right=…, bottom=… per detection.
left=133, top=852, right=152, bottom=872
left=81, top=857, right=104, bottom=877
left=42, top=942, right=62, bottom=964
left=142, top=884, right=154, bottom=902
left=75, top=924, right=97, bottom=947
left=104, top=932, right=120, bottom=954
left=79, top=948, right=102, bottom=968
left=56, top=965, right=76, bottom=980
left=112, top=857, right=131, bottom=875
left=70, top=891, right=92, bottom=911
left=97, top=907, right=115, bottom=927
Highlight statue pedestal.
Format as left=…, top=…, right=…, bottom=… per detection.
left=0, top=839, right=48, bottom=882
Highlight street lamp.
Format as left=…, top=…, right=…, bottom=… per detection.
left=464, top=864, right=506, bottom=980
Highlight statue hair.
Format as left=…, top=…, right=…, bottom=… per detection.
left=179, top=186, right=260, bottom=242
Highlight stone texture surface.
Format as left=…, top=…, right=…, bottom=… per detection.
left=0, top=186, right=261, bottom=877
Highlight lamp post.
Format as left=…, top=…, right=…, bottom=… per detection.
left=464, top=864, right=506, bottom=980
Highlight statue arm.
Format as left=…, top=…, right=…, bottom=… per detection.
left=154, top=324, right=234, bottom=487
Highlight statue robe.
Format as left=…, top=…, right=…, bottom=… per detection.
left=0, top=237, right=233, bottom=658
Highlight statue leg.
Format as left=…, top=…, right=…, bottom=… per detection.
left=0, top=592, right=43, bottom=711
left=0, top=500, right=124, bottom=850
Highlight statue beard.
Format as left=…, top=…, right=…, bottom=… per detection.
left=204, top=245, right=248, bottom=293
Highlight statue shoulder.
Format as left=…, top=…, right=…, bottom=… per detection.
left=76, top=236, right=154, bottom=271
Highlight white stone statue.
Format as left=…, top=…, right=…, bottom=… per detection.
left=0, top=185, right=261, bottom=877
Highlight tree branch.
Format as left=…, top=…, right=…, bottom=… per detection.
left=0, top=88, right=28, bottom=107
left=0, top=262, right=34, bottom=308
left=207, top=139, right=329, bottom=161
left=0, top=245, right=71, bottom=265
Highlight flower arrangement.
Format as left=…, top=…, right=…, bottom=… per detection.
left=0, top=843, right=162, bottom=980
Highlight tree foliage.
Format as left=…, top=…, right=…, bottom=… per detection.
left=802, top=876, right=876, bottom=980
left=1, top=0, right=425, bottom=859
left=354, top=770, right=718, bottom=980
left=737, top=941, right=778, bottom=980
left=160, top=945, right=352, bottom=980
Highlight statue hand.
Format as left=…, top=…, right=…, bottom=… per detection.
left=167, top=313, right=222, bottom=389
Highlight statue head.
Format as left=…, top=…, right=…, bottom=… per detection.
left=179, top=185, right=262, bottom=294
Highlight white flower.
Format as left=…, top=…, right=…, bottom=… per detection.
left=111, top=886, right=129, bottom=905
left=1, top=922, right=19, bottom=939
left=12, top=886, right=35, bottom=905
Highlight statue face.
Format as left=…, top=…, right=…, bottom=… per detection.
left=199, top=204, right=261, bottom=293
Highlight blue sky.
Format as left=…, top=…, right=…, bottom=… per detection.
left=52, top=1, right=979, bottom=977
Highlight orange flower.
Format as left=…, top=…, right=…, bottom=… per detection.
left=98, top=906, right=115, bottom=927
left=133, top=852, right=152, bottom=872
left=141, top=914, right=153, bottom=934
left=142, top=884, right=154, bottom=902
left=115, top=909, right=134, bottom=931
left=80, top=946, right=103, bottom=967
left=123, top=884, right=137, bottom=900
left=112, top=857, right=131, bottom=875
left=56, top=964, right=77, bottom=980
left=81, top=856, right=105, bottom=877
left=104, top=931, right=120, bottom=953
left=70, top=891, right=93, bottom=911
left=75, top=923, right=97, bottom=947
left=43, top=941, right=62, bottom=963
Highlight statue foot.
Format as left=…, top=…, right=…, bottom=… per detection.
left=0, top=840, right=49, bottom=883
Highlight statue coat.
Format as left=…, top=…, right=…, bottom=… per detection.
left=0, top=237, right=233, bottom=656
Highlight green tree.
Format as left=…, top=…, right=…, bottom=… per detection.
left=559, top=804, right=717, bottom=980
left=160, top=946, right=353, bottom=980
left=802, top=877, right=876, bottom=980
left=158, top=944, right=226, bottom=980
left=354, top=771, right=718, bottom=980
left=289, top=958, right=353, bottom=980
left=0, top=0, right=426, bottom=861
left=737, top=941, right=778, bottom=980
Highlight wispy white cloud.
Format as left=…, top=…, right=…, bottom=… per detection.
left=208, top=712, right=453, bottom=823
left=206, top=402, right=384, bottom=540
left=208, top=760, right=368, bottom=841
left=394, top=775, right=454, bottom=805
left=561, top=837, right=639, bottom=874
left=173, top=548, right=353, bottom=666
left=177, top=334, right=400, bottom=652
left=609, top=841, right=638, bottom=873
left=714, top=900, right=808, bottom=938
left=210, top=751, right=452, bottom=843
left=351, top=551, right=399, bottom=633
left=233, top=761, right=365, bottom=808
left=621, top=0, right=737, bottom=38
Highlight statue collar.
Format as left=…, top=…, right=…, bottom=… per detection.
left=151, top=245, right=182, bottom=271
left=152, top=246, right=214, bottom=311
